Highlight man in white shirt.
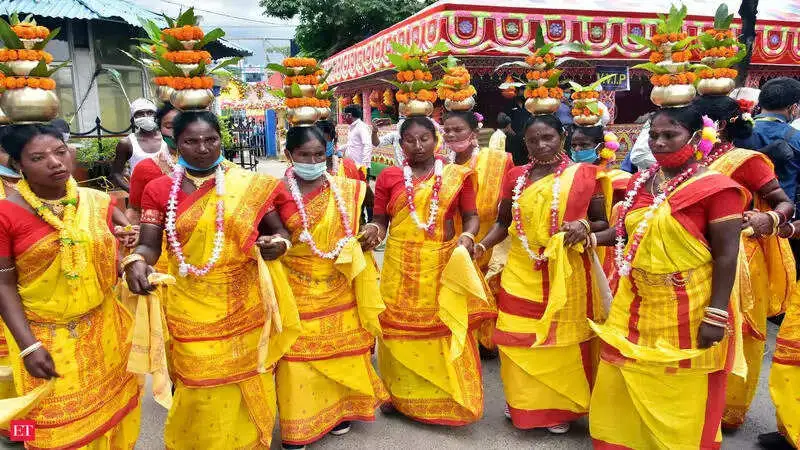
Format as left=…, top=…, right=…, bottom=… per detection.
left=372, top=117, right=405, bottom=165
left=342, top=105, right=374, bottom=172
left=630, top=113, right=657, bottom=170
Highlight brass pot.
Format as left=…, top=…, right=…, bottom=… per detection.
left=697, top=77, right=736, bottom=96
left=287, top=106, right=321, bottom=126
left=176, top=63, right=199, bottom=77
left=156, top=85, right=175, bottom=104
left=650, top=84, right=696, bottom=107
left=181, top=40, right=199, bottom=50
left=170, top=88, right=214, bottom=111
left=0, top=106, right=11, bottom=125
left=404, top=100, right=434, bottom=117
left=6, top=60, right=40, bottom=76
left=524, top=97, right=560, bottom=115
left=533, top=63, right=547, bottom=71
left=398, top=102, right=409, bottom=117
left=444, top=97, right=475, bottom=112
left=574, top=114, right=601, bottom=127
left=316, top=107, right=331, bottom=120
left=283, top=84, right=317, bottom=98
left=0, top=87, right=59, bottom=122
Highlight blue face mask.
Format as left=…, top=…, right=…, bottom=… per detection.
left=0, top=163, right=20, bottom=178
left=177, top=154, right=224, bottom=171
left=293, top=161, right=327, bottom=181
left=571, top=147, right=598, bottom=163
left=325, top=141, right=335, bottom=158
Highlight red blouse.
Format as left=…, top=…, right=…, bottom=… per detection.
left=129, top=158, right=166, bottom=209
left=0, top=199, right=113, bottom=257
left=139, top=174, right=183, bottom=226
left=373, top=165, right=476, bottom=218
left=729, top=156, right=775, bottom=193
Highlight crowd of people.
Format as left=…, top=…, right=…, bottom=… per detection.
left=1, top=68, right=800, bottom=450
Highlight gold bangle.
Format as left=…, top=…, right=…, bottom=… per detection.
left=475, top=242, right=487, bottom=253
left=578, top=219, right=591, bottom=234
left=460, top=232, right=476, bottom=242
left=271, top=236, right=292, bottom=251
left=364, top=223, right=381, bottom=234
left=121, top=253, right=145, bottom=269
left=767, top=211, right=781, bottom=235
left=590, top=232, right=597, bottom=248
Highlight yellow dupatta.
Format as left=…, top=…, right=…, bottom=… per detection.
left=381, top=163, right=488, bottom=358
left=500, top=164, right=611, bottom=347
left=590, top=172, right=747, bottom=377
left=472, top=149, right=510, bottom=262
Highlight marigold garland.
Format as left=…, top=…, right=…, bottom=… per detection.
left=651, top=32, right=688, bottom=45
left=0, top=49, right=52, bottom=63
left=164, top=50, right=212, bottom=64
left=650, top=49, right=693, bottom=63
left=704, top=28, right=736, bottom=40
left=395, top=89, right=437, bottom=103
left=396, top=70, right=433, bottom=82
left=524, top=86, right=564, bottom=99
left=524, top=53, right=555, bottom=66
left=650, top=72, right=697, bottom=87
left=154, top=76, right=214, bottom=90
left=283, top=57, right=317, bottom=68
left=571, top=90, right=600, bottom=100
left=162, top=25, right=204, bottom=41
left=285, top=97, right=331, bottom=108
left=699, top=47, right=738, bottom=59
left=2, top=76, right=56, bottom=90
left=698, top=68, right=738, bottom=79
left=12, top=24, right=49, bottom=40
left=283, top=74, right=321, bottom=86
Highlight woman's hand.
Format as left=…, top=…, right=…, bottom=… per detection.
left=114, top=225, right=140, bottom=248
left=743, top=210, right=774, bottom=237
left=473, top=242, right=487, bottom=261
left=24, top=347, right=59, bottom=379
left=458, top=234, right=475, bottom=257
left=257, top=235, right=288, bottom=260
left=561, top=221, right=589, bottom=246
left=359, top=224, right=383, bottom=251
left=697, top=322, right=726, bottom=348
left=125, top=260, right=154, bottom=295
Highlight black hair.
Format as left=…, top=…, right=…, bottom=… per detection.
left=343, top=104, right=363, bottom=119
left=759, top=77, right=800, bottom=111
left=314, top=120, right=337, bottom=143
left=173, top=111, right=221, bottom=140
left=523, top=114, right=565, bottom=136
left=49, top=118, right=70, bottom=134
left=0, top=124, right=64, bottom=162
left=496, top=112, right=512, bottom=128
left=399, top=116, right=437, bottom=140
left=568, top=125, right=604, bottom=147
left=443, top=110, right=479, bottom=131
left=691, top=95, right=753, bottom=141
left=156, top=102, right=177, bottom=126
left=652, top=105, right=703, bottom=134
left=286, top=126, right=326, bottom=154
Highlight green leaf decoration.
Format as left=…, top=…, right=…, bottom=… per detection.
left=387, top=53, right=408, bottom=71
left=189, top=60, right=206, bottom=77
left=9, top=12, right=18, bottom=26
left=429, top=40, right=449, bottom=54
left=21, top=14, right=33, bottom=25
left=44, top=60, right=70, bottom=77
left=408, top=58, right=423, bottom=71
left=688, top=63, right=712, bottom=71
left=390, top=41, right=408, bottom=55
left=155, top=54, right=184, bottom=77
left=631, top=62, right=669, bottom=74
left=543, top=69, right=562, bottom=88
left=713, top=4, right=734, bottom=30
left=698, top=33, right=719, bottom=50
left=177, top=8, right=197, bottom=27
left=0, top=64, right=14, bottom=76
left=319, top=68, right=332, bottom=85
left=32, top=27, right=60, bottom=50
left=209, top=57, right=240, bottom=73
left=269, top=89, right=286, bottom=99
left=290, top=82, right=302, bottom=98
left=673, top=35, right=698, bottom=51
left=444, top=55, right=459, bottom=68
left=194, top=28, right=225, bottom=50
left=587, top=74, right=616, bottom=91
left=161, top=13, right=175, bottom=29
left=567, top=80, right=584, bottom=92
left=630, top=34, right=657, bottom=50
left=534, top=24, right=545, bottom=49
left=585, top=102, right=600, bottom=115
left=267, top=63, right=292, bottom=76
left=536, top=42, right=556, bottom=56
left=161, top=33, right=184, bottom=51
left=28, top=59, right=50, bottom=77
left=410, top=42, right=421, bottom=55
left=0, top=17, right=24, bottom=49
left=715, top=45, right=747, bottom=68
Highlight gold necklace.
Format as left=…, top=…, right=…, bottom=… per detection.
left=39, top=197, right=68, bottom=218
left=184, top=171, right=215, bottom=189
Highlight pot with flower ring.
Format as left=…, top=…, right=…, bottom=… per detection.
left=283, top=84, right=317, bottom=98
left=20, top=38, right=43, bottom=50
left=181, top=40, right=199, bottom=50
left=525, top=97, right=560, bottom=115
left=697, top=78, right=736, bottom=96
left=6, top=60, right=41, bottom=76
left=287, top=107, right=321, bottom=126
left=444, top=97, right=475, bottom=112
left=574, top=114, right=601, bottom=127
left=170, top=89, right=214, bottom=110
left=176, top=63, right=200, bottom=77
left=405, top=100, right=434, bottom=117
left=1, top=87, right=59, bottom=122
left=650, top=84, right=696, bottom=107
left=156, top=85, right=175, bottom=104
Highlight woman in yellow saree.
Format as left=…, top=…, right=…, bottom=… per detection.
left=274, top=127, right=388, bottom=449
left=361, top=116, right=493, bottom=426
left=442, top=110, right=512, bottom=357
left=0, top=138, right=21, bottom=402
left=475, top=114, right=610, bottom=433
left=692, top=94, right=795, bottom=430
left=590, top=106, right=748, bottom=449
left=124, top=111, right=299, bottom=450
left=0, top=124, right=141, bottom=449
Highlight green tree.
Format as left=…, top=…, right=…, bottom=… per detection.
left=260, top=0, right=436, bottom=59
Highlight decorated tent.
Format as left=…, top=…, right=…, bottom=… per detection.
left=324, top=0, right=800, bottom=141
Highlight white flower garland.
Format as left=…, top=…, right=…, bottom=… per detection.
left=448, top=145, right=479, bottom=168
left=166, top=164, right=226, bottom=277
left=286, top=170, right=353, bottom=259
left=403, top=158, right=444, bottom=234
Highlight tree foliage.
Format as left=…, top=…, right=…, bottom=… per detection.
left=260, top=0, right=437, bottom=59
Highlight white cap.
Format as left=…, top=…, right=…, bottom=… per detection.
left=130, top=98, right=157, bottom=116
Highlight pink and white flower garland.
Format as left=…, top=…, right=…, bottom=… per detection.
left=614, top=163, right=699, bottom=277
left=511, top=156, right=569, bottom=270
left=286, top=170, right=353, bottom=259
left=330, top=154, right=340, bottom=176
left=166, top=164, right=226, bottom=277
left=403, top=158, right=444, bottom=234
left=448, top=145, right=479, bottom=169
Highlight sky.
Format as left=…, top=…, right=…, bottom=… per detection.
left=130, top=0, right=298, bottom=67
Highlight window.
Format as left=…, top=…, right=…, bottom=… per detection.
left=52, top=68, right=75, bottom=124
left=97, top=69, right=144, bottom=132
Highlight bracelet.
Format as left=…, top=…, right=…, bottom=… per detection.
left=271, top=236, right=292, bottom=251
left=786, top=222, right=797, bottom=239
left=776, top=209, right=788, bottom=224
left=766, top=211, right=781, bottom=235
left=475, top=243, right=487, bottom=253
left=120, top=253, right=145, bottom=269
left=701, top=317, right=728, bottom=329
left=459, top=232, right=476, bottom=242
left=0, top=265, right=14, bottom=273
left=704, top=306, right=729, bottom=317
left=590, top=232, right=597, bottom=249
left=19, top=341, right=43, bottom=359
left=578, top=219, right=592, bottom=234
left=363, top=223, right=381, bottom=234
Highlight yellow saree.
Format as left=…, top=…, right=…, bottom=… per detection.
left=771, top=281, right=800, bottom=447
left=1, top=187, right=141, bottom=449
left=277, top=176, right=388, bottom=445
left=709, top=148, right=796, bottom=428
left=495, top=163, right=610, bottom=429
left=589, top=172, right=747, bottom=450
left=0, top=180, right=12, bottom=402
left=152, top=168, right=300, bottom=450
left=379, top=163, right=492, bottom=425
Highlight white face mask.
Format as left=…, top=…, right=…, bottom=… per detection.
left=134, top=116, right=157, bottom=132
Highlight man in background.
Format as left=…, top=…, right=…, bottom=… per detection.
left=508, top=94, right=532, bottom=166
left=110, top=98, right=165, bottom=191
left=489, top=112, right=513, bottom=153
left=342, top=104, right=373, bottom=173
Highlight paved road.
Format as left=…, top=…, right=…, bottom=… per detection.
left=2, top=159, right=779, bottom=449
